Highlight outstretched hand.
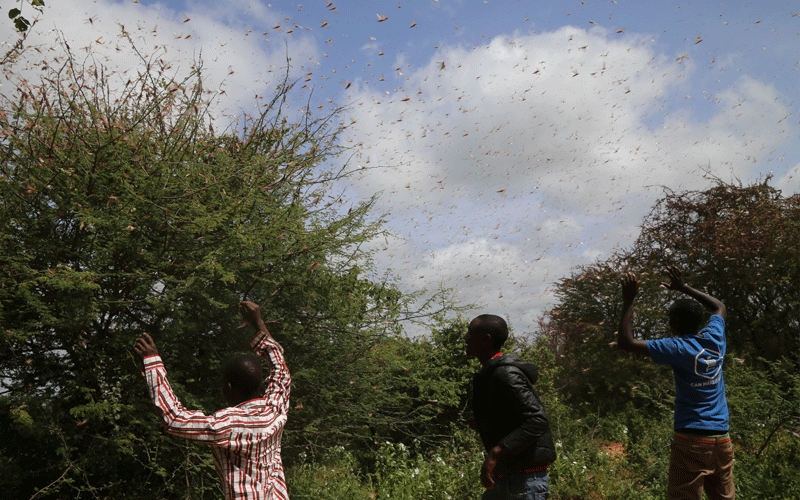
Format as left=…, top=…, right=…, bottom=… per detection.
left=238, top=301, right=263, bottom=328
left=134, top=332, right=159, bottom=359
left=621, top=272, right=639, bottom=303
left=660, top=265, right=686, bottom=292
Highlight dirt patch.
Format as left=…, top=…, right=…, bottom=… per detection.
left=601, top=442, right=625, bottom=458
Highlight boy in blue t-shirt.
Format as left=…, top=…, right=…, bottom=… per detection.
left=616, top=265, right=735, bottom=500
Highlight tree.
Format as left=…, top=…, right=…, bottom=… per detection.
left=0, top=41, right=445, bottom=498
left=541, top=258, right=674, bottom=419
left=630, top=179, right=800, bottom=364
left=540, top=178, right=799, bottom=422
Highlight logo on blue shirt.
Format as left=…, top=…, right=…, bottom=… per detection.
left=694, top=349, right=722, bottom=379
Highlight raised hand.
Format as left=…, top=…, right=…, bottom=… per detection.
left=661, top=265, right=687, bottom=292
left=134, top=332, right=159, bottom=359
left=621, top=272, right=639, bottom=303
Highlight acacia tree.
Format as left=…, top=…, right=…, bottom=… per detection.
left=631, top=179, right=800, bottom=363
left=540, top=177, right=799, bottom=442
left=0, top=42, right=446, bottom=498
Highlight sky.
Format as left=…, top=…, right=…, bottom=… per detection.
left=2, top=0, right=798, bottom=338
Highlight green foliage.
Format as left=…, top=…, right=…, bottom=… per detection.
left=287, top=433, right=484, bottom=500
left=540, top=258, right=674, bottom=415
left=725, top=358, right=800, bottom=498
left=7, top=0, right=44, bottom=32
left=289, top=447, right=374, bottom=500
left=371, top=437, right=483, bottom=500
left=535, top=178, right=800, bottom=498
left=0, top=40, right=450, bottom=497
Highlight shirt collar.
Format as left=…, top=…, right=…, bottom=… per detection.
left=480, top=352, right=504, bottom=371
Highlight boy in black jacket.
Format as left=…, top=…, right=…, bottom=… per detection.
left=465, top=314, right=556, bottom=500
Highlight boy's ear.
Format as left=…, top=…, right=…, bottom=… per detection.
left=222, top=381, right=234, bottom=403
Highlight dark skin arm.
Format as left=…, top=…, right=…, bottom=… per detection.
left=481, top=445, right=508, bottom=489
left=134, top=301, right=270, bottom=362
left=661, top=265, right=726, bottom=320
left=238, top=300, right=273, bottom=338
left=616, top=265, right=726, bottom=357
left=616, top=272, right=650, bottom=356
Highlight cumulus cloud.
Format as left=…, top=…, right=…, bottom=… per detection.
left=3, top=4, right=795, bottom=337
left=341, top=24, right=798, bottom=335
left=1, top=0, right=317, bottom=120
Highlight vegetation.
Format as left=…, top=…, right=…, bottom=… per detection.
left=7, top=0, right=44, bottom=32
left=1, top=39, right=798, bottom=499
left=0, top=40, right=451, bottom=498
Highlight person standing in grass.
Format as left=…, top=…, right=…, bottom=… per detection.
left=465, top=314, right=556, bottom=500
left=617, top=265, right=735, bottom=500
left=134, top=301, right=291, bottom=500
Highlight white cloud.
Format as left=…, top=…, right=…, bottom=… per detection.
left=1, top=0, right=317, bottom=121
left=4, top=6, right=795, bottom=338
left=774, top=163, right=799, bottom=195
left=341, top=24, right=798, bottom=336
left=398, top=238, right=576, bottom=335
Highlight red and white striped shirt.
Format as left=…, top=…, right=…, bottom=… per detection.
left=142, top=331, right=291, bottom=499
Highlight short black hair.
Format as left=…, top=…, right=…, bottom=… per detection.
left=223, top=354, right=263, bottom=399
left=472, top=314, right=509, bottom=350
left=668, top=299, right=705, bottom=336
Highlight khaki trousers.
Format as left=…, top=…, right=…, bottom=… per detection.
left=668, top=432, right=735, bottom=500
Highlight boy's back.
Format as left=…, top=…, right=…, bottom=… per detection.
left=616, top=266, right=734, bottom=500
left=647, top=314, right=729, bottom=433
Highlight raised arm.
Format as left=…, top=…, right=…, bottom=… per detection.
left=661, top=266, right=726, bottom=320
left=616, top=272, right=650, bottom=357
left=239, top=301, right=291, bottom=413
left=135, top=333, right=254, bottom=444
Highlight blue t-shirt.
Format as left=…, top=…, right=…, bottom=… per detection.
left=646, top=315, right=729, bottom=432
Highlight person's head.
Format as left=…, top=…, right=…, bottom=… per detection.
left=465, top=314, right=508, bottom=362
left=222, top=354, right=263, bottom=406
left=668, top=298, right=705, bottom=336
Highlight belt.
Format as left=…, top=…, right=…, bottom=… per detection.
left=675, top=432, right=731, bottom=444
left=495, top=464, right=549, bottom=479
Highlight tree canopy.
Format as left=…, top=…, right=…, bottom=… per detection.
left=0, top=41, right=452, bottom=498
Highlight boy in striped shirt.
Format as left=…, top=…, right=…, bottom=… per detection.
left=135, top=301, right=291, bottom=499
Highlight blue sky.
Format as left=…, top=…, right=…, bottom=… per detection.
left=3, top=0, right=798, bottom=337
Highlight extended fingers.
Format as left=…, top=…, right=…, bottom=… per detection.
left=666, top=265, right=681, bottom=279
left=621, top=272, right=639, bottom=300
left=134, top=333, right=157, bottom=358
left=621, top=272, right=637, bottom=286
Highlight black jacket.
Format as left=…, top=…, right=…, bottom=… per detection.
left=471, top=354, right=556, bottom=474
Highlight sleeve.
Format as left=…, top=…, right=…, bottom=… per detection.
left=141, top=355, right=234, bottom=444
left=704, top=315, right=726, bottom=343
left=647, top=337, right=687, bottom=366
left=496, top=368, right=551, bottom=455
left=250, top=331, right=291, bottom=414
